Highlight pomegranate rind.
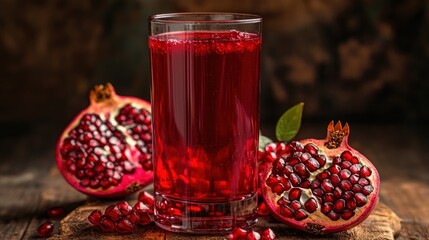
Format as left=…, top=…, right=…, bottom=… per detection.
left=56, top=84, right=153, bottom=198
left=259, top=123, right=380, bottom=234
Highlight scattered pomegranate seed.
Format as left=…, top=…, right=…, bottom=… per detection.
left=228, top=227, right=248, bottom=239
left=260, top=228, right=276, bottom=240
left=36, top=221, right=54, bottom=238
left=47, top=206, right=65, bottom=219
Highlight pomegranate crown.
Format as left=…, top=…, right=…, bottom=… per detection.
left=324, top=121, right=350, bottom=149
left=89, top=83, right=117, bottom=105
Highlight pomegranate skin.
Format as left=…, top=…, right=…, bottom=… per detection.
left=259, top=121, right=380, bottom=234
left=56, top=83, right=153, bottom=198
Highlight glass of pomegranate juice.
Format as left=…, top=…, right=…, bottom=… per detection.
left=149, top=13, right=262, bottom=233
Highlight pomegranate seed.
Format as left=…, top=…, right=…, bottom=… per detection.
left=282, top=165, right=294, bottom=175
left=327, top=211, right=340, bottom=221
left=293, top=163, right=308, bottom=178
left=137, top=212, right=152, bottom=225
left=47, top=206, right=65, bottom=219
left=329, top=174, right=341, bottom=186
left=305, top=158, right=320, bottom=172
left=339, top=180, right=352, bottom=191
left=100, top=179, right=112, bottom=189
left=362, top=185, right=374, bottom=195
left=260, top=228, right=276, bottom=240
left=300, top=180, right=311, bottom=188
left=36, top=221, right=54, bottom=237
left=266, top=174, right=280, bottom=186
left=339, top=169, right=351, bottom=180
left=116, top=201, right=132, bottom=215
left=127, top=211, right=141, bottom=224
left=88, top=210, right=103, bottom=226
left=288, top=173, right=301, bottom=186
left=116, top=218, right=135, bottom=233
left=280, top=178, right=292, bottom=191
left=294, top=209, right=308, bottom=220
left=355, top=193, right=368, bottom=207
left=333, top=187, right=343, bottom=198
left=315, top=155, right=326, bottom=166
left=344, top=190, right=354, bottom=199
left=333, top=199, right=345, bottom=213
left=358, top=178, right=370, bottom=186
left=321, top=202, right=333, bottom=214
left=228, top=227, right=248, bottom=239
left=99, top=215, right=116, bottom=232
left=288, top=188, right=301, bottom=201
left=350, top=174, right=360, bottom=184
left=310, top=180, right=320, bottom=189
left=290, top=200, right=302, bottom=211
left=277, top=197, right=289, bottom=206
left=138, top=191, right=155, bottom=206
left=304, top=143, right=318, bottom=156
left=360, top=166, right=372, bottom=177
left=340, top=161, right=352, bottom=169
left=321, top=179, right=334, bottom=193
left=246, top=231, right=261, bottom=240
left=350, top=156, right=360, bottom=164
left=299, top=152, right=311, bottom=162
left=323, top=193, right=335, bottom=203
left=272, top=183, right=286, bottom=195
left=312, top=188, right=324, bottom=197
left=340, top=151, right=353, bottom=161
left=304, top=198, right=318, bottom=213
left=316, top=171, right=329, bottom=181
left=328, top=165, right=341, bottom=174
left=346, top=199, right=357, bottom=210
left=273, top=158, right=286, bottom=171
left=287, top=157, right=300, bottom=167
left=352, top=184, right=363, bottom=193
left=332, top=157, right=342, bottom=165
left=341, top=210, right=355, bottom=220
left=276, top=142, right=287, bottom=152
left=133, top=201, right=150, bottom=213
left=349, top=164, right=361, bottom=174
left=257, top=201, right=271, bottom=216
left=280, top=205, right=294, bottom=218
left=105, top=205, right=121, bottom=221
left=265, top=152, right=277, bottom=162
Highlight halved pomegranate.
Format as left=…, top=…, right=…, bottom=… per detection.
left=56, top=83, right=153, bottom=198
left=259, top=121, right=379, bottom=234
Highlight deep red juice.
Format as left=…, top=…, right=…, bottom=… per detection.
left=149, top=30, right=261, bottom=229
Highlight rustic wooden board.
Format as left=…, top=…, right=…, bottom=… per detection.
left=49, top=201, right=400, bottom=240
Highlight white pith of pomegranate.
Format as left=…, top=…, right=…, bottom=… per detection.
left=259, top=121, right=379, bottom=234
left=56, top=83, right=153, bottom=198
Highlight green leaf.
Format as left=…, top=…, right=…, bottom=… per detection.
left=259, top=131, right=273, bottom=151
left=275, top=102, right=304, bottom=142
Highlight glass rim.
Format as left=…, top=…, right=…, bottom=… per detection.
left=149, top=12, right=262, bottom=24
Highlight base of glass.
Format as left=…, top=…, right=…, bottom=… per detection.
left=154, top=192, right=258, bottom=234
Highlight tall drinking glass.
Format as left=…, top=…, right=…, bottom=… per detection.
left=149, top=12, right=262, bottom=234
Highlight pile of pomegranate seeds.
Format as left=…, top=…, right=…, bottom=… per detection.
left=228, top=227, right=276, bottom=240
left=88, top=191, right=154, bottom=233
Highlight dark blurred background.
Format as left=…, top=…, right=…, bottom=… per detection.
left=1, top=0, right=428, bottom=155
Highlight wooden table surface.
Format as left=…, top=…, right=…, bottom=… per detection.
left=1, top=123, right=428, bottom=239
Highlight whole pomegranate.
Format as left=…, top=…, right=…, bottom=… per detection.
left=56, top=83, right=153, bottom=198
left=259, top=121, right=379, bottom=234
